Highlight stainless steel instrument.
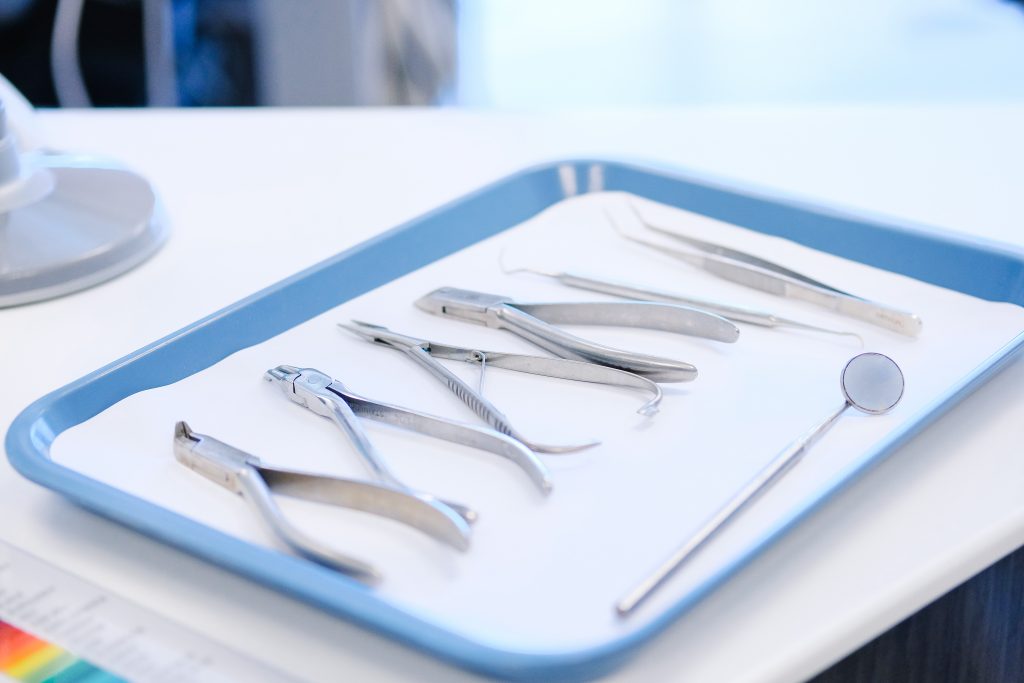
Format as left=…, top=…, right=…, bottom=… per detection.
left=415, top=287, right=741, bottom=382
left=501, top=263, right=861, bottom=342
left=341, top=320, right=664, bottom=454
left=174, top=421, right=468, bottom=584
left=615, top=352, right=905, bottom=617
left=612, top=202, right=923, bottom=337
left=265, top=365, right=553, bottom=507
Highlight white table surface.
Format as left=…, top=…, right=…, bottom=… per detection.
left=2, top=105, right=1023, bottom=682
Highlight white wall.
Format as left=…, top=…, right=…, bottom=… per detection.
left=457, top=0, right=1024, bottom=107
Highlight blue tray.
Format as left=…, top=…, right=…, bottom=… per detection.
left=8, top=160, right=1024, bottom=682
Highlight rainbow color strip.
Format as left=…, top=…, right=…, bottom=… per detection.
left=0, top=621, right=125, bottom=683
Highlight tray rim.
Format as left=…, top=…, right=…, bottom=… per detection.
left=7, top=158, right=1024, bottom=682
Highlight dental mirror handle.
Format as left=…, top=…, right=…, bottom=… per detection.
left=615, top=400, right=850, bottom=617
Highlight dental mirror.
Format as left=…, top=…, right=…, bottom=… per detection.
left=841, top=352, right=904, bottom=414
left=616, top=352, right=905, bottom=617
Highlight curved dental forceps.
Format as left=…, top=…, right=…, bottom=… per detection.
left=340, top=320, right=664, bottom=454
left=415, top=287, right=740, bottom=382
left=265, top=366, right=552, bottom=507
left=173, top=421, right=469, bottom=584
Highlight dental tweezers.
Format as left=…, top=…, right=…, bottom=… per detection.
left=612, top=203, right=923, bottom=337
left=415, top=287, right=741, bottom=382
left=265, top=365, right=552, bottom=507
left=174, top=421, right=466, bottom=584
left=341, top=320, right=664, bottom=454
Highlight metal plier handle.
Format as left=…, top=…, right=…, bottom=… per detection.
left=415, top=287, right=740, bottom=382
left=265, top=365, right=552, bottom=513
left=174, top=421, right=471, bottom=584
left=342, top=320, right=665, bottom=453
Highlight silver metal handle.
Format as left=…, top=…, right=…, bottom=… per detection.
left=623, top=230, right=921, bottom=337
left=468, top=350, right=663, bottom=416
left=257, top=466, right=473, bottom=552
left=402, top=346, right=521, bottom=443
left=322, top=396, right=479, bottom=525
left=235, top=467, right=383, bottom=583
left=401, top=346, right=596, bottom=455
left=323, top=397, right=401, bottom=487
left=640, top=215, right=832, bottom=290
left=616, top=401, right=850, bottom=617
left=551, top=272, right=769, bottom=326
left=549, top=272, right=860, bottom=339
left=786, top=282, right=923, bottom=337
left=687, top=252, right=922, bottom=337
left=495, top=304, right=699, bottom=382
left=516, top=300, right=739, bottom=343
left=341, top=391, right=554, bottom=493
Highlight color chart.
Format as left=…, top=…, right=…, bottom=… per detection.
left=1, top=621, right=124, bottom=682
left=0, top=540, right=292, bottom=683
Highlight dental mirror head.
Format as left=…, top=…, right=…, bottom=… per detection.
left=840, top=352, right=904, bottom=414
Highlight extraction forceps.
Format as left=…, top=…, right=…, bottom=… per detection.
left=611, top=202, right=923, bottom=337
left=501, top=263, right=861, bottom=342
left=265, top=366, right=552, bottom=510
left=415, top=287, right=741, bottom=382
left=174, top=421, right=468, bottom=584
left=341, top=320, right=664, bottom=454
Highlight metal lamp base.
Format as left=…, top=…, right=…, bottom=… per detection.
left=0, top=153, right=169, bottom=308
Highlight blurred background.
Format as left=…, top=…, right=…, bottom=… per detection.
left=0, top=0, right=1023, bottom=109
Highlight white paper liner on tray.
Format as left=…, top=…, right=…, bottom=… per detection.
left=52, top=192, right=1024, bottom=652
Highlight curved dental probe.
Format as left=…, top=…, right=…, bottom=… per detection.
left=265, top=365, right=553, bottom=506
left=498, top=254, right=862, bottom=344
left=173, top=421, right=471, bottom=584
left=341, top=321, right=664, bottom=454
left=414, top=287, right=741, bottom=382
